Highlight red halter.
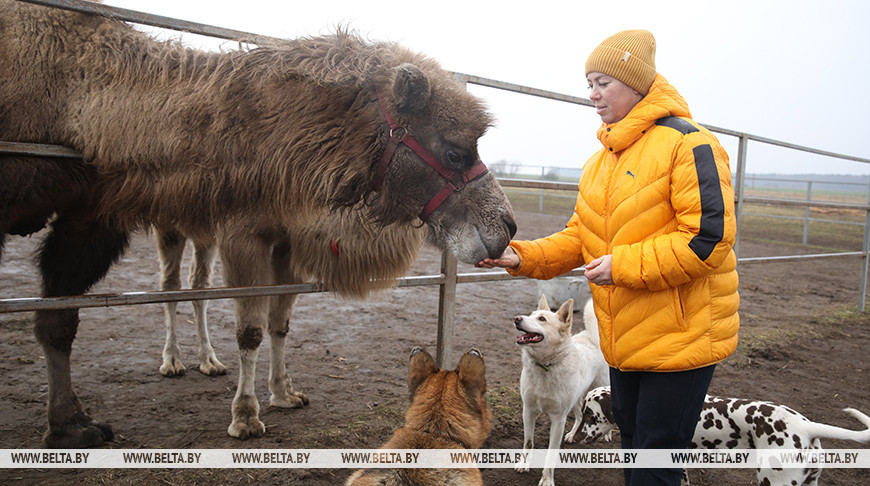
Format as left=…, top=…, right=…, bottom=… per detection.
left=373, top=89, right=489, bottom=221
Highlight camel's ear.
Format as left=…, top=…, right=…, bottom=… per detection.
left=457, top=348, right=487, bottom=398
left=408, top=347, right=438, bottom=400
left=392, top=63, right=430, bottom=114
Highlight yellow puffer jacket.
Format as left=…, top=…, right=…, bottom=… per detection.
left=509, top=74, right=739, bottom=371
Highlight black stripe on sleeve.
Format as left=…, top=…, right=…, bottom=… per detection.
left=655, top=116, right=699, bottom=135
left=688, top=144, right=725, bottom=261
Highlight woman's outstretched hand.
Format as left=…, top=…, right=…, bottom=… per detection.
left=475, top=245, right=520, bottom=269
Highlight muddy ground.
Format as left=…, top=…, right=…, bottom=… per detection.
left=1, top=209, right=868, bottom=485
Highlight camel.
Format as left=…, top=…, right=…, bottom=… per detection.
left=0, top=0, right=516, bottom=448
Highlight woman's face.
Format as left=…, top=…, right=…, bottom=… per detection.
left=587, top=73, right=643, bottom=124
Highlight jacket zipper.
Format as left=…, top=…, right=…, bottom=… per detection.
left=605, top=150, right=617, bottom=363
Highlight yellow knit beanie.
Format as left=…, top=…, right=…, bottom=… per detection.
left=585, top=30, right=657, bottom=96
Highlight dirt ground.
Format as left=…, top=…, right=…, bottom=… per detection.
left=1, top=209, right=868, bottom=485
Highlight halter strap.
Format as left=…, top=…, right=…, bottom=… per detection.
left=374, top=88, right=489, bottom=221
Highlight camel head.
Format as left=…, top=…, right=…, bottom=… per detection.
left=372, top=63, right=517, bottom=264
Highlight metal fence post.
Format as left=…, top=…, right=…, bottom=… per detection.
left=430, top=71, right=469, bottom=368
left=803, top=181, right=812, bottom=246
left=860, top=182, right=870, bottom=311
left=733, top=135, right=749, bottom=258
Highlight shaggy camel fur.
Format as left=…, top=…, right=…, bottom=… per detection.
left=0, top=0, right=516, bottom=447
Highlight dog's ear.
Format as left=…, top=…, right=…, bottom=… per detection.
left=557, top=298, right=574, bottom=326
left=537, top=294, right=550, bottom=311
left=457, top=348, right=487, bottom=398
left=408, top=347, right=438, bottom=400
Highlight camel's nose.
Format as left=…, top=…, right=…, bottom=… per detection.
left=504, top=213, right=517, bottom=239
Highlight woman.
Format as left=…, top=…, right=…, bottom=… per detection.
left=479, top=29, right=739, bottom=485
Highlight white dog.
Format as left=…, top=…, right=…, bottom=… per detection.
left=513, top=295, right=609, bottom=486
left=578, top=386, right=870, bottom=486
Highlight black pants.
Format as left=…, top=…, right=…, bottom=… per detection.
left=609, top=364, right=716, bottom=486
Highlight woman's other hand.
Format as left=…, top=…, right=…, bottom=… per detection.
left=585, top=254, right=613, bottom=285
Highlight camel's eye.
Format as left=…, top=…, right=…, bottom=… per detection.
left=446, top=150, right=462, bottom=166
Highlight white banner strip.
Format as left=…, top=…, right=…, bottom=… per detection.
left=1, top=449, right=869, bottom=469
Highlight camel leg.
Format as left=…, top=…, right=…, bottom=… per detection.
left=220, top=233, right=270, bottom=440
left=189, top=240, right=225, bottom=376
left=267, top=240, right=308, bottom=408
left=155, top=228, right=187, bottom=377
left=35, top=213, right=129, bottom=448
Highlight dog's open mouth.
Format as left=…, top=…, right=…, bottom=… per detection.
left=516, top=332, right=543, bottom=345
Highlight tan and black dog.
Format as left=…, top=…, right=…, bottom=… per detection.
left=345, top=347, right=492, bottom=486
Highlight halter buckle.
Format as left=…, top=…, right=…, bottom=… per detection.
left=389, top=126, right=408, bottom=142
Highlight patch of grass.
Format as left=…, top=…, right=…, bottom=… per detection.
left=502, top=186, right=867, bottom=252
left=818, top=304, right=864, bottom=324
left=734, top=331, right=793, bottom=361
left=504, top=188, right=576, bottom=216
left=739, top=212, right=865, bottom=251
left=729, top=304, right=867, bottom=368
left=738, top=235, right=857, bottom=254
left=299, top=404, right=405, bottom=448
left=487, top=385, right=522, bottom=421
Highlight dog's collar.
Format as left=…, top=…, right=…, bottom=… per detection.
left=535, top=361, right=553, bottom=372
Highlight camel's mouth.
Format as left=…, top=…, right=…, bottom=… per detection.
left=516, top=332, right=543, bottom=345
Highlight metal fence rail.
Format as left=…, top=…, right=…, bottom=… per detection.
left=3, top=0, right=870, bottom=367
left=17, top=0, right=283, bottom=45
left=0, top=263, right=585, bottom=313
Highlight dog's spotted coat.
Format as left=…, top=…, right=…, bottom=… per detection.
left=576, top=386, right=870, bottom=486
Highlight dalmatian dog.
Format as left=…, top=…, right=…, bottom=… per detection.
left=575, top=386, right=870, bottom=486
